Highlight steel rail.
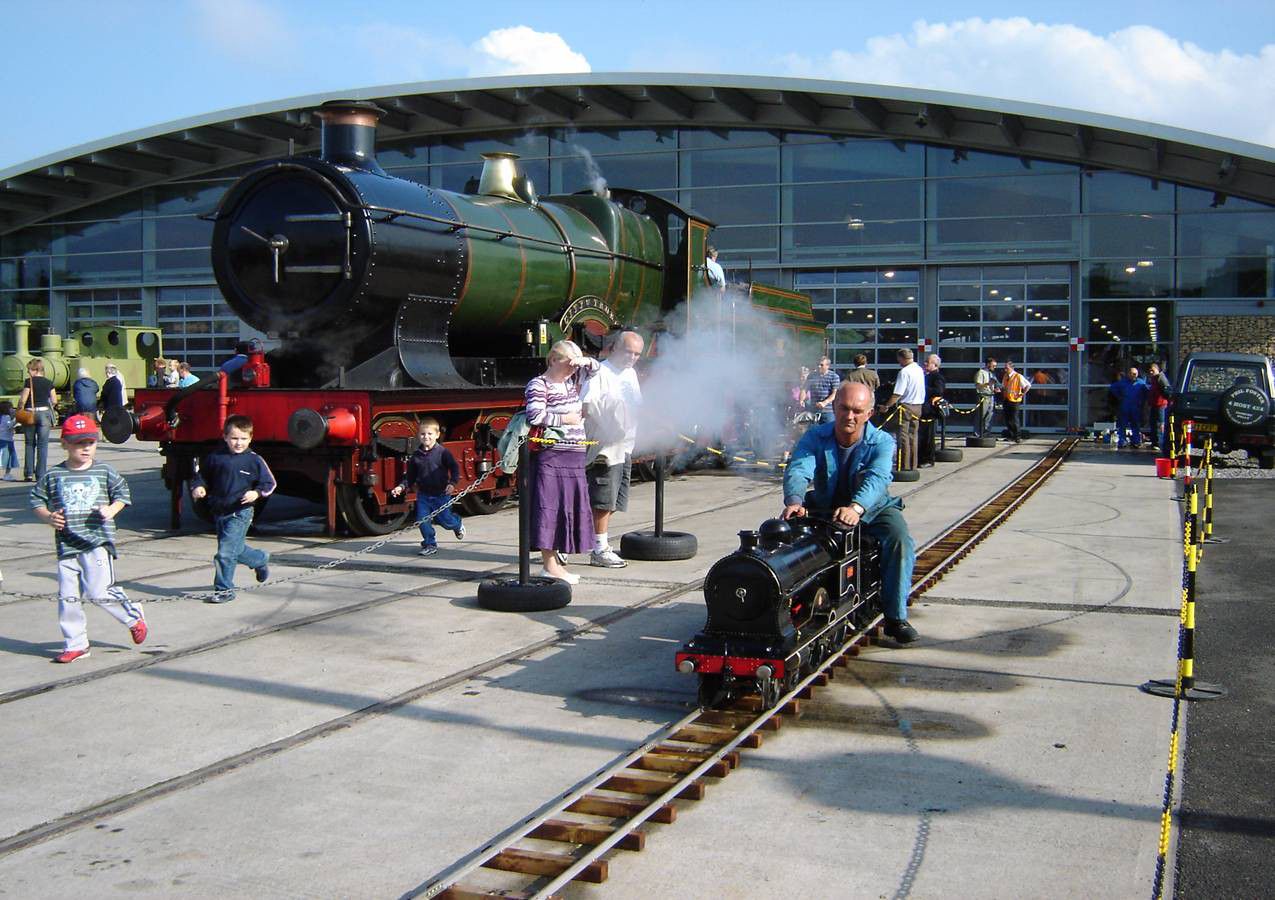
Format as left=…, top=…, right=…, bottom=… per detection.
left=419, top=438, right=1078, bottom=899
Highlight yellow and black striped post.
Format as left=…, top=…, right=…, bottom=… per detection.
left=1201, top=437, right=1226, bottom=546
left=1143, top=480, right=1226, bottom=701
left=1167, top=413, right=1178, bottom=476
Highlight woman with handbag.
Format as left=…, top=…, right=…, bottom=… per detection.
left=524, top=340, right=599, bottom=584
left=17, top=358, right=58, bottom=481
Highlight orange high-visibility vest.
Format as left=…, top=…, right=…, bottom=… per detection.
left=1003, top=371, right=1029, bottom=403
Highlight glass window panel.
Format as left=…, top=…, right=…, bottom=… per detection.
left=0, top=226, right=52, bottom=257
left=938, top=346, right=982, bottom=365
left=939, top=326, right=980, bottom=344
left=1026, top=324, right=1070, bottom=342
left=1026, top=304, right=1069, bottom=321
left=1027, top=282, right=1070, bottom=302
left=785, top=139, right=923, bottom=182
left=1177, top=257, right=1273, bottom=298
left=984, top=325, right=1024, bottom=343
left=930, top=216, right=1078, bottom=254
left=939, top=283, right=980, bottom=302
left=376, top=140, right=427, bottom=167
left=678, top=129, right=778, bottom=150
left=680, top=146, right=778, bottom=188
left=0, top=256, right=51, bottom=290
left=152, top=181, right=230, bottom=216
left=928, top=148, right=1075, bottom=177
left=1028, top=263, right=1070, bottom=279
left=877, top=306, right=917, bottom=324
left=1026, top=346, right=1070, bottom=364
left=681, top=186, right=776, bottom=227
left=982, top=265, right=1026, bottom=280
left=941, top=305, right=979, bottom=322
left=812, top=307, right=833, bottom=326
left=54, top=253, right=142, bottom=285
left=552, top=152, right=675, bottom=194
left=930, top=174, right=1077, bottom=218
left=832, top=325, right=877, bottom=344
left=431, top=133, right=548, bottom=164
left=551, top=128, right=675, bottom=156
left=1083, top=171, right=1174, bottom=213
left=795, top=271, right=835, bottom=286
left=1083, top=261, right=1172, bottom=298
left=1177, top=186, right=1273, bottom=212
left=837, top=286, right=875, bottom=304
left=835, top=307, right=875, bottom=324
left=878, top=269, right=919, bottom=284
left=1086, top=214, right=1172, bottom=257
left=788, top=181, right=922, bottom=224
left=806, top=287, right=834, bottom=304
left=154, top=215, right=214, bottom=250
left=150, top=248, right=212, bottom=277
left=784, top=221, right=924, bottom=258
left=876, top=286, right=920, bottom=304
left=983, top=303, right=1025, bottom=322
left=879, top=326, right=917, bottom=344
left=1027, top=409, right=1070, bottom=429
left=938, top=265, right=981, bottom=281
left=1178, top=212, right=1275, bottom=257
left=59, top=219, right=142, bottom=255
left=1084, top=301, right=1174, bottom=343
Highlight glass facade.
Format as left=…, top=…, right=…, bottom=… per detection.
left=2, top=124, right=1273, bottom=424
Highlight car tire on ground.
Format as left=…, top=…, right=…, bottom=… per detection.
left=620, top=530, right=698, bottom=561
left=477, top=576, right=572, bottom=612
left=934, top=448, right=964, bottom=463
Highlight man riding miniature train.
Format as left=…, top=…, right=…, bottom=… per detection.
left=781, top=381, right=919, bottom=644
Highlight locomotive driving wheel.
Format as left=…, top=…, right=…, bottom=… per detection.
left=336, top=484, right=411, bottom=536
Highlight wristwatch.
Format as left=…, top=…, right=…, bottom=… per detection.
left=850, top=502, right=865, bottom=517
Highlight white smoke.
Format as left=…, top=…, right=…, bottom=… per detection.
left=636, top=287, right=812, bottom=461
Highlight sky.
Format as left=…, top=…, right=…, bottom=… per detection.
left=3, top=0, right=1275, bottom=172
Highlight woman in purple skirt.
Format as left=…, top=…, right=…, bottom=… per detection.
left=525, top=340, right=599, bottom=584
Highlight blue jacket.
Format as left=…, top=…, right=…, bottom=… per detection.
left=191, top=445, right=277, bottom=516
left=72, top=377, right=99, bottom=413
left=1120, top=378, right=1149, bottom=414
left=782, top=420, right=900, bottom=520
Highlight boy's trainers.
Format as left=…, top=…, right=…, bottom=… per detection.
left=54, top=648, right=90, bottom=664
left=419, top=546, right=438, bottom=557
left=255, top=562, right=270, bottom=583
left=454, top=524, right=465, bottom=540
left=129, top=616, right=148, bottom=645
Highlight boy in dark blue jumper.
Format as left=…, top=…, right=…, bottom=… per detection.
left=191, top=415, right=277, bottom=602
left=390, top=417, right=463, bottom=557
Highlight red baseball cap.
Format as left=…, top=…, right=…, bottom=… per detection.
left=62, top=414, right=100, bottom=443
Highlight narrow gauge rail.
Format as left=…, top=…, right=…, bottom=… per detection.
left=415, top=438, right=1078, bottom=900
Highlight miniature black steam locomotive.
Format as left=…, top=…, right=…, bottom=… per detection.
left=676, top=515, right=882, bottom=707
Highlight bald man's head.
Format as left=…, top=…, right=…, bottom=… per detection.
left=833, top=380, right=874, bottom=447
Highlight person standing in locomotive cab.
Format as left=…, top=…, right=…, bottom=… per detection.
left=782, top=381, right=919, bottom=644
left=390, top=417, right=464, bottom=557
left=704, top=245, right=725, bottom=290
left=190, top=415, right=276, bottom=602
left=581, top=330, right=644, bottom=568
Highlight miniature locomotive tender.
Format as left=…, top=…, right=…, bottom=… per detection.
left=677, top=515, right=881, bottom=707
left=108, top=99, right=823, bottom=535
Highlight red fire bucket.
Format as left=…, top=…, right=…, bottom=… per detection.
left=1155, top=457, right=1174, bottom=479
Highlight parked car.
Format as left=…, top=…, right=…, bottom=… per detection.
left=1173, top=352, right=1275, bottom=468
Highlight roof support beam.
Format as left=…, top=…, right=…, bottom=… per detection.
left=4, top=175, right=92, bottom=200
left=916, top=104, right=953, bottom=138
left=453, top=91, right=519, bottom=122
left=184, top=127, right=262, bottom=155
left=998, top=114, right=1024, bottom=147
left=514, top=88, right=580, bottom=121
left=639, top=86, right=694, bottom=119
left=782, top=91, right=824, bottom=126
left=710, top=87, right=757, bottom=121
left=90, top=149, right=173, bottom=176
left=576, top=86, right=634, bottom=118
left=134, top=137, right=219, bottom=165
left=845, top=96, right=887, bottom=131
left=1072, top=124, right=1093, bottom=156
left=1148, top=139, right=1165, bottom=172
left=231, top=117, right=311, bottom=143
left=396, top=95, right=464, bottom=127
left=375, top=106, right=414, bottom=132
left=49, top=162, right=132, bottom=187
left=1217, top=155, right=1237, bottom=185
left=0, top=190, right=50, bottom=212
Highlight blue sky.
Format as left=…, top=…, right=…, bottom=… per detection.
left=3, top=0, right=1275, bottom=171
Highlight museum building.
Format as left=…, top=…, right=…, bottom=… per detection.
left=2, top=74, right=1274, bottom=430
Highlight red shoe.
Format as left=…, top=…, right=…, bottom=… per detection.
left=54, top=648, right=90, bottom=664
left=130, top=617, right=148, bottom=645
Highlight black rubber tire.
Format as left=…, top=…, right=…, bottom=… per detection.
left=1220, top=384, right=1272, bottom=428
left=477, top=576, right=572, bottom=612
left=619, top=530, right=698, bottom=561
left=966, top=436, right=997, bottom=448
left=934, top=448, right=964, bottom=463
left=460, top=490, right=509, bottom=516
left=336, top=484, right=412, bottom=536
left=892, top=469, right=921, bottom=482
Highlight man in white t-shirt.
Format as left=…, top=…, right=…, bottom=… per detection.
left=879, top=348, right=927, bottom=471
left=973, top=357, right=1000, bottom=438
left=582, top=330, right=644, bottom=568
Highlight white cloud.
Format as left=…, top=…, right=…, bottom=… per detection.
left=193, top=0, right=298, bottom=68
left=469, top=26, right=591, bottom=77
left=778, top=18, right=1275, bottom=148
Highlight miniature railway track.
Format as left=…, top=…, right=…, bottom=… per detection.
left=412, top=438, right=1078, bottom=900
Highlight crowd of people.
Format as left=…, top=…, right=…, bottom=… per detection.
left=1107, top=363, right=1173, bottom=454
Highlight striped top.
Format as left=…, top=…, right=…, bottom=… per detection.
left=30, top=461, right=131, bottom=559
left=525, top=359, right=599, bottom=452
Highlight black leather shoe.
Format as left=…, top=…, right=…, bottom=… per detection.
left=884, top=619, right=919, bottom=644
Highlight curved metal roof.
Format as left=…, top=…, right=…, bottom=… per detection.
left=3, top=72, right=1274, bottom=235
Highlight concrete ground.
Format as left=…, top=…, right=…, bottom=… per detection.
left=0, top=438, right=1190, bottom=897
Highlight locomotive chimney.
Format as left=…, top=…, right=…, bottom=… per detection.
left=314, top=100, right=386, bottom=174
